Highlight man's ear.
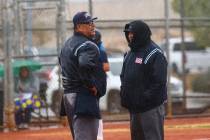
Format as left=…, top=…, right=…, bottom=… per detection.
left=76, top=24, right=85, bottom=32
left=75, top=24, right=80, bottom=31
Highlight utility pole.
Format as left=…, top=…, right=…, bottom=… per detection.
left=164, top=0, right=173, bottom=118
left=2, top=0, right=16, bottom=130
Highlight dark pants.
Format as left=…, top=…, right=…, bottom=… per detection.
left=15, top=108, right=31, bottom=125
left=63, top=93, right=99, bottom=140
left=130, top=104, right=165, bottom=140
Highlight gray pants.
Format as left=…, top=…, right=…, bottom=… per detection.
left=130, top=104, right=165, bottom=140
left=63, top=93, right=99, bottom=140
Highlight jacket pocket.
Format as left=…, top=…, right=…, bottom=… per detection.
left=120, top=85, right=140, bottom=110
left=74, top=88, right=100, bottom=118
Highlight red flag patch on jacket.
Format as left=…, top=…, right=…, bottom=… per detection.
left=135, top=57, right=143, bottom=64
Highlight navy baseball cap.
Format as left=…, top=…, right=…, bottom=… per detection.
left=73, top=11, right=97, bottom=25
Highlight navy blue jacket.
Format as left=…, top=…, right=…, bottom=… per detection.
left=59, top=32, right=106, bottom=118
left=120, top=42, right=168, bottom=113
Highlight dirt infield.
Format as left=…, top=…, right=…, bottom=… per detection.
left=1, top=117, right=210, bottom=140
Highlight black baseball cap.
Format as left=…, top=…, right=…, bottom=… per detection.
left=73, top=11, right=97, bottom=25
left=124, top=23, right=133, bottom=32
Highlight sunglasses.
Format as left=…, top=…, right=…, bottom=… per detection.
left=80, top=21, right=94, bottom=26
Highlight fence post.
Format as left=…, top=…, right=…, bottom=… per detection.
left=88, top=0, right=93, bottom=16
left=164, top=0, right=173, bottom=118
left=180, top=0, right=187, bottom=111
left=2, top=0, right=16, bottom=131
left=0, top=87, right=3, bottom=131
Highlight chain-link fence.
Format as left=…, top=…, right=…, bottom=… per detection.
left=0, top=0, right=66, bottom=130
left=95, top=18, right=210, bottom=118
left=0, top=0, right=210, bottom=128
left=79, top=0, right=210, bottom=119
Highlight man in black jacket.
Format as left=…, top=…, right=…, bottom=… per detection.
left=59, top=11, right=106, bottom=140
left=120, top=20, right=167, bottom=140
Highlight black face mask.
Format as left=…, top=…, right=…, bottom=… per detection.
left=124, top=20, right=152, bottom=52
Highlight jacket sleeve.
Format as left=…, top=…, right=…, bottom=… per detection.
left=120, top=52, right=129, bottom=86
left=143, top=53, right=168, bottom=101
left=76, top=43, right=99, bottom=88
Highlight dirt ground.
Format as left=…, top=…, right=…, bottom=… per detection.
left=1, top=117, right=210, bottom=140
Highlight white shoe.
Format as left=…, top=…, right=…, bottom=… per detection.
left=23, top=123, right=29, bottom=129
left=17, top=123, right=24, bottom=129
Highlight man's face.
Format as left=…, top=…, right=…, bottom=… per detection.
left=76, top=22, right=96, bottom=38
left=128, top=32, right=134, bottom=43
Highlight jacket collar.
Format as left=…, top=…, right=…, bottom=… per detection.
left=74, top=31, right=93, bottom=41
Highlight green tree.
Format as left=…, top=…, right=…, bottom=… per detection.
left=172, top=0, right=210, bottom=48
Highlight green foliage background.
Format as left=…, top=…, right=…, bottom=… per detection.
left=172, top=0, right=210, bottom=48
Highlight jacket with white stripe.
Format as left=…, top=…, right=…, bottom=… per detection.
left=59, top=32, right=106, bottom=97
left=120, top=42, right=168, bottom=113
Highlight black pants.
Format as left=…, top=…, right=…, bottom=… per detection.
left=15, top=108, right=31, bottom=125
left=130, top=104, right=165, bottom=140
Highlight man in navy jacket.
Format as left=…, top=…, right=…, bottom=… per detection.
left=120, top=20, right=168, bottom=140
left=59, top=11, right=106, bottom=140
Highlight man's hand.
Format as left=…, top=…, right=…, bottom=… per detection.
left=103, top=62, right=110, bottom=72
left=89, top=86, right=97, bottom=96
